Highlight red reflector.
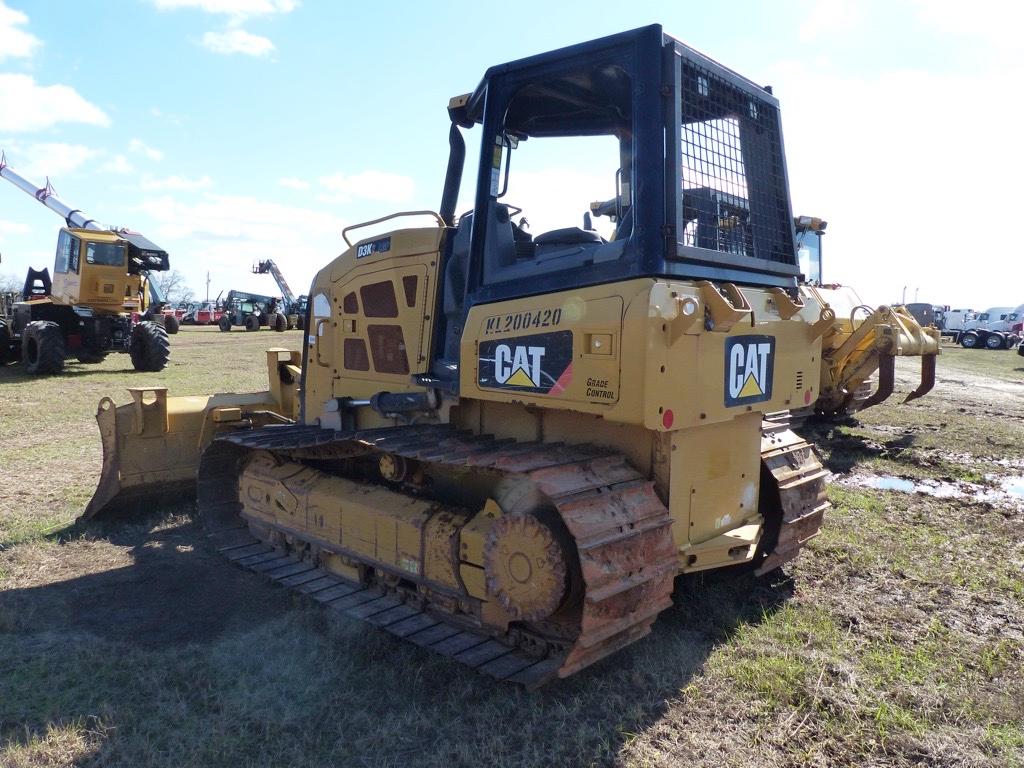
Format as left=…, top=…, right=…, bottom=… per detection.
left=662, top=409, right=674, bottom=429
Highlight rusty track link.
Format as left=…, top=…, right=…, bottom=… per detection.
left=756, top=420, right=829, bottom=576
left=197, top=423, right=677, bottom=687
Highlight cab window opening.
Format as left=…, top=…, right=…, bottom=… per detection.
left=480, top=62, right=635, bottom=287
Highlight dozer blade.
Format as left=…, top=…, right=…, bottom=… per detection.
left=83, top=349, right=301, bottom=520
left=903, top=352, right=936, bottom=403
left=83, top=388, right=290, bottom=520
left=858, top=353, right=895, bottom=411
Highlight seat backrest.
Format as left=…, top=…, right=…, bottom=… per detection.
left=23, top=268, right=51, bottom=299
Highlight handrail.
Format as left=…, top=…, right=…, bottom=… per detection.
left=341, top=210, right=445, bottom=247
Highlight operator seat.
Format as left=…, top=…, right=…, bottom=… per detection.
left=22, top=268, right=51, bottom=300
left=534, top=227, right=603, bottom=246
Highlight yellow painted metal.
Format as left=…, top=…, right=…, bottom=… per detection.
left=91, top=217, right=838, bottom=582
left=240, top=452, right=439, bottom=580
left=803, top=284, right=941, bottom=413
left=82, top=349, right=301, bottom=519
left=304, top=227, right=444, bottom=427
left=50, top=228, right=146, bottom=315
left=670, top=412, right=764, bottom=567
left=290, top=222, right=832, bottom=577
left=237, top=450, right=570, bottom=624
left=457, top=279, right=823, bottom=430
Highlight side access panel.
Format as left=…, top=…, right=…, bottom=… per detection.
left=306, top=227, right=443, bottom=405
left=460, top=285, right=626, bottom=412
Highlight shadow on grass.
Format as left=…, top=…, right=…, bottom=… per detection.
left=800, top=418, right=917, bottom=474
left=0, top=362, right=144, bottom=383
left=0, top=509, right=795, bottom=767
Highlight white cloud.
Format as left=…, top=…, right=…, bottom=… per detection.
left=141, top=175, right=214, bottom=191
left=101, top=155, right=134, bottom=175
left=317, top=170, right=415, bottom=204
left=151, top=0, right=296, bottom=21
left=0, top=75, right=108, bottom=132
left=4, top=142, right=100, bottom=179
left=279, top=176, right=310, bottom=191
left=0, top=1, right=40, bottom=61
left=129, top=138, right=164, bottom=161
left=0, top=218, right=30, bottom=234
left=201, top=28, right=274, bottom=56
left=138, top=192, right=342, bottom=241
left=798, top=0, right=860, bottom=42
left=912, top=0, right=1024, bottom=55
left=136, top=192, right=345, bottom=295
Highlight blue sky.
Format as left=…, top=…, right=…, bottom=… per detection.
left=1, top=0, right=1021, bottom=308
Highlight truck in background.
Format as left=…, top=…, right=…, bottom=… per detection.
left=958, top=306, right=1021, bottom=349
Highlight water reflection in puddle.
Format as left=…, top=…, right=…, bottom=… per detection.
left=858, top=476, right=960, bottom=497
left=844, top=474, right=1024, bottom=504
left=989, top=474, right=1024, bottom=498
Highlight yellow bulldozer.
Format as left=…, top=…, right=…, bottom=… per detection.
left=83, top=26, right=937, bottom=687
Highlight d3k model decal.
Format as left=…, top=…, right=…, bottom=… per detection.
left=724, top=335, right=775, bottom=406
left=478, top=330, right=573, bottom=395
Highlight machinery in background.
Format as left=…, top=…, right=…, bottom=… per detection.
left=791, top=216, right=939, bottom=419
left=937, top=308, right=975, bottom=341
left=217, top=289, right=286, bottom=332
left=254, top=259, right=307, bottom=329
left=957, top=305, right=1022, bottom=350
left=181, top=299, right=224, bottom=326
left=904, top=303, right=935, bottom=328
left=85, top=27, right=940, bottom=686
left=0, top=156, right=170, bottom=374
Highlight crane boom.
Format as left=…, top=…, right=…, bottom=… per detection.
left=0, top=153, right=105, bottom=231
left=0, top=151, right=170, bottom=305
left=254, top=259, right=296, bottom=305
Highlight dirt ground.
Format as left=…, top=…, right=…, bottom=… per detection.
left=1, top=331, right=1022, bottom=767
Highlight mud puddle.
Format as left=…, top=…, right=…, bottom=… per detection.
left=837, top=473, right=1024, bottom=506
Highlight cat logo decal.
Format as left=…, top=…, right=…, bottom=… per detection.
left=725, top=335, right=775, bottom=406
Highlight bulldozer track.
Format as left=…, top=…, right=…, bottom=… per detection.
left=198, top=423, right=678, bottom=687
left=196, top=419, right=826, bottom=686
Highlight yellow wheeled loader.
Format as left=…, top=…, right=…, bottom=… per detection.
left=84, top=26, right=936, bottom=687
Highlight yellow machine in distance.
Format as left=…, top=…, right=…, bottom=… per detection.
left=793, top=216, right=940, bottom=417
left=86, top=26, right=935, bottom=687
left=0, top=157, right=171, bottom=373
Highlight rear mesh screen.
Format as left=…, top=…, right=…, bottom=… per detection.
left=680, top=61, right=793, bottom=266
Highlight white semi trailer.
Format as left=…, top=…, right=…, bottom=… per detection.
left=959, top=306, right=1022, bottom=349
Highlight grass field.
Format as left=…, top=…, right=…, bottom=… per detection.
left=1, top=332, right=1022, bottom=767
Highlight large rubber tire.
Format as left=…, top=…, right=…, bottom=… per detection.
left=164, top=315, right=180, bottom=335
left=0, top=319, right=11, bottom=365
left=985, top=333, right=1005, bottom=350
left=218, top=315, right=232, bottom=332
left=960, top=332, right=980, bottom=349
left=244, top=314, right=261, bottom=332
left=273, top=313, right=287, bottom=333
left=21, top=320, right=65, bottom=375
left=129, top=321, right=170, bottom=372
